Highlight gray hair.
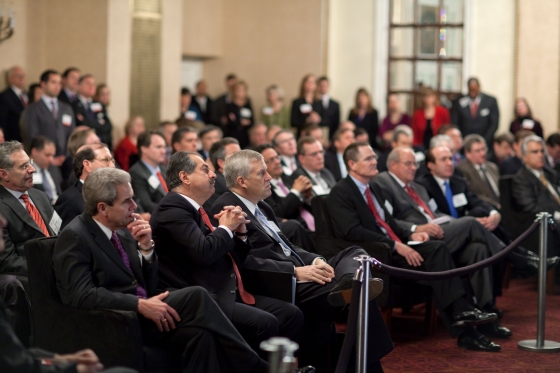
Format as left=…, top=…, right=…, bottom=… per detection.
left=166, top=151, right=199, bottom=191
left=392, top=125, right=413, bottom=143
left=521, top=135, right=546, bottom=156
left=6, top=66, right=22, bottom=79
left=429, top=134, right=452, bottom=149
left=83, top=168, right=130, bottom=216
left=224, top=149, right=264, bottom=189
left=0, top=141, right=24, bottom=169
left=386, top=146, right=411, bottom=169
left=463, top=134, right=487, bottom=153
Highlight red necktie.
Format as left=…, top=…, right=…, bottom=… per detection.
left=199, top=207, right=255, bottom=305
left=404, top=185, right=435, bottom=219
left=156, top=170, right=168, bottom=193
left=20, top=94, right=28, bottom=108
left=470, top=101, right=478, bottom=118
left=20, top=194, right=50, bottom=237
left=365, top=188, right=401, bottom=243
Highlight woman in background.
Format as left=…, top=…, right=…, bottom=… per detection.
left=509, top=97, right=543, bottom=138
left=261, top=85, right=290, bottom=129
left=290, top=74, right=324, bottom=131
left=224, top=80, right=253, bottom=148
left=380, top=93, right=410, bottom=150
left=348, top=88, right=379, bottom=149
left=28, top=83, right=43, bottom=104
left=114, top=116, right=145, bottom=171
left=411, top=87, right=450, bottom=149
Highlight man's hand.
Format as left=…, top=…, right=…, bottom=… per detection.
left=416, top=223, right=444, bottom=239
left=138, top=291, right=181, bottom=332
left=54, top=349, right=104, bottom=372
left=215, top=206, right=250, bottom=232
left=410, top=232, right=429, bottom=242
left=127, top=213, right=152, bottom=248
left=395, top=242, right=424, bottom=267
left=292, top=175, right=313, bottom=193
left=476, top=213, right=501, bottom=231
left=295, top=263, right=334, bottom=285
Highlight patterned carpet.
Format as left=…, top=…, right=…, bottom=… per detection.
left=381, top=278, right=560, bottom=372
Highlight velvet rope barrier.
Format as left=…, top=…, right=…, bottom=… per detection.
left=368, top=220, right=541, bottom=281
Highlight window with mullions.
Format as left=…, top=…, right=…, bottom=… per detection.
left=388, top=0, right=464, bottom=114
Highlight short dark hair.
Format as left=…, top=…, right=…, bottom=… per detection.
left=180, top=87, right=191, bottom=96
left=62, top=67, right=80, bottom=78
left=354, top=127, right=368, bottom=137
left=333, top=128, right=353, bottom=142
left=40, top=70, right=59, bottom=84
left=437, top=124, right=460, bottom=135
left=137, top=130, right=165, bottom=157
left=546, top=133, right=560, bottom=148
left=467, top=77, right=480, bottom=86
left=73, top=146, right=96, bottom=179
left=29, top=136, right=54, bottom=152
left=343, top=142, right=371, bottom=170
left=79, top=74, right=93, bottom=84
left=171, top=127, right=196, bottom=151
left=166, top=151, right=200, bottom=191
left=514, top=130, right=535, bottom=144
left=253, top=143, right=274, bottom=154
left=225, top=73, right=237, bottom=81
left=199, top=125, right=223, bottom=139
left=317, top=76, right=329, bottom=84
left=494, top=132, right=514, bottom=146
left=425, top=147, right=436, bottom=165
left=209, top=137, right=239, bottom=170
left=297, top=136, right=319, bottom=156
left=301, top=124, right=320, bottom=137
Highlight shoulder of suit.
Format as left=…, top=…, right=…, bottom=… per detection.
left=28, top=188, right=54, bottom=210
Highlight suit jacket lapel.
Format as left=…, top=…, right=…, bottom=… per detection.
left=388, top=175, right=423, bottom=215
left=119, top=230, right=145, bottom=286
left=227, top=193, right=276, bottom=241
left=0, top=187, right=46, bottom=235
left=28, top=189, right=54, bottom=235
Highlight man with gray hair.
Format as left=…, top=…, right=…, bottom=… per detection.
left=0, top=66, right=27, bottom=142
left=54, top=167, right=270, bottom=373
left=211, top=149, right=393, bottom=372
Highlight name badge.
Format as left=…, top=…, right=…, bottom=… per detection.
left=90, top=102, right=103, bottom=112
left=384, top=200, right=393, bottom=215
left=262, top=106, right=274, bottom=116
left=148, top=175, right=161, bottom=190
left=240, top=108, right=252, bottom=118
left=185, top=111, right=197, bottom=120
left=452, top=193, right=468, bottom=207
left=33, top=172, right=43, bottom=184
left=61, top=114, right=73, bottom=127
left=522, top=119, right=535, bottom=129
left=428, top=198, right=438, bottom=212
left=268, top=220, right=282, bottom=233
left=300, top=103, right=312, bottom=114
left=480, top=108, right=490, bottom=117
left=459, top=97, right=470, bottom=108
left=49, top=211, right=62, bottom=235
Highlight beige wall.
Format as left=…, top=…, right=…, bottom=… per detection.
left=0, top=0, right=29, bottom=90
left=200, top=0, right=327, bottom=121
left=182, top=0, right=223, bottom=58
left=516, top=0, right=560, bottom=135
left=160, top=0, right=183, bottom=121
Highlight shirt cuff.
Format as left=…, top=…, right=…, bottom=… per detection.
left=411, top=224, right=417, bottom=233
left=489, top=210, right=500, bottom=216
left=312, top=257, right=326, bottom=265
left=218, top=225, right=234, bottom=238
left=142, top=250, right=155, bottom=262
left=290, top=188, right=302, bottom=199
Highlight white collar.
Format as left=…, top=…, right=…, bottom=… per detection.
left=92, top=217, right=113, bottom=240
left=177, top=192, right=201, bottom=210
left=388, top=171, right=406, bottom=188
left=302, top=166, right=321, bottom=179
left=526, top=166, right=543, bottom=179
left=11, top=86, right=23, bottom=96
left=232, top=191, right=257, bottom=215
left=433, top=175, right=448, bottom=189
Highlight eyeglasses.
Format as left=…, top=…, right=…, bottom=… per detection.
left=305, top=150, right=325, bottom=158
left=398, top=161, right=419, bottom=168
left=95, top=157, right=115, bottom=165
left=265, top=155, right=280, bottom=164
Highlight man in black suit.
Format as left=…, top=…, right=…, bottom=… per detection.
left=192, top=80, right=213, bottom=124
left=58, top=67, right=81, bottom=104
left=198, top=125, right=223, bottom=160
left=29, top=136, right=62, bottom=204
left=291, top=137, right=336, bottom=196
left=22, top=70, right=75, bottom=165
left=129, top=131, right=168, bottom=213
left=151, top=151, right=303, bottom=356
left=210, top=149, right=393, bottom=372
left=324, top=127, right=355, bottom=181
left=451, top=77, right=499, bottom=148
left=273, top=130, right=299, bottom=177
left=328, top=142, right=501, bottom=351
left=54, top=143, right=114, bottom=229
left=0, top=66, right=27, bottom=142
left=316, top=77, right=340, bottom=139
left=204, top=137, right=240, bottom=210
left=72, top=74, right=113, bottom=149
left=53, top=168, right=269, bottom=373
left=171, top=127, right=198, bottom=153
left=211, top=74, right=239, bottom=127
left=488, top=132, right=514, bottom=166
left=500, top=130, right=534, bottom=175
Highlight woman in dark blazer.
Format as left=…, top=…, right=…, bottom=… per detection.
left=411, top=87, right=450, bottom=149
left=290, top=74, right=325, bottom=132
left=348, top=88, right=379, bottom=149
left=224, top=80, right=253, bottom=148
left=509, top=97, right=543, bottom=138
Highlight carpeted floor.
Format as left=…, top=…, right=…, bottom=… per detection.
left=381, top=278, right=560, bottom=372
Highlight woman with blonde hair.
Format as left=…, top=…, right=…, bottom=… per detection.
left=261, top=85, right=291, bottom=129
left=114, top=116, right=145, bottom=171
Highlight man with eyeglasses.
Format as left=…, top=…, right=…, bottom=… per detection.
left=54, top=143, right=115, bottom=229
left=272, top=130, right=299, bottom=176
left=373, top=147, right=513, bottom=344
left=291, top=137, right=336, bottom=196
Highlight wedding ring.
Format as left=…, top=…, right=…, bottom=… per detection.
left=162, top=318, right=167, bottom=323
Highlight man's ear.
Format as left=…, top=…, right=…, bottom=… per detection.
left=179, top=170, right=189, bottom=185
left=97, top=202, right=108, bottom=216
left=217, top=158, right=225, bottom=171
left=0, top=169, right=8, bottom=182
left=236, top=175, right=246, bottom=189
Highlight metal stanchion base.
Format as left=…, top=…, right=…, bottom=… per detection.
left=518, top=340, right=560, bottom=352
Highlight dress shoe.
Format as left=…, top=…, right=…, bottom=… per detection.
left=478, top=321, right=512, bottom=338
left=489, top=307, right=503, bottom=320
left=511, top=253, right=560, bottom=277
left=452, top=309, right=497, bottom=327
left=458, top=332, right=501, bottom=352
left=327, top=276, right=383, bottom=307
left=294, top=366, right=316, bottom=373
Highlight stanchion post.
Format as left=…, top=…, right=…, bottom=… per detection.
left=518, top=212, right=560, bottom=352
left=260, top=337, right=299, bottom=373
left=354, top=255, right=375, bottom=373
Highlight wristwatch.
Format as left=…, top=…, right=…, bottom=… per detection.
left=138, top=240, right=155, bottom=252
left=234, top=231, right=248, bottom=237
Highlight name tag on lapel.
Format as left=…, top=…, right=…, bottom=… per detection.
left=428, top=198, right=438, bottom=212
left=452, top=193, right=468, bottom=207
left=62, top=114, right=73, bottom=127
left=268, top=220, right=282, bottom=233
left=148, top=175, right=160, bottom=189
left=33, top=172, right=43, bottom=184
left=384, top=200, right=393, bottom=215
left=480, top=108, right=490, bottom=117
left=49, top=211, right=62, bottom=235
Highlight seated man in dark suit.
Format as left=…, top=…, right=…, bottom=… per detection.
left=54, top=143, right=114, bottom=229
left=273, top=130, right=299, bottom=177
left=373, top=147, right=507, bottom=318
left=377, top=125, right=415, bottom=173
left=150, top=151, right=303, bottom=356
left=53, top=168, right=269, bottom=373
left=0, top=66, right=27, bottom=142
left=324, top=127, right=355, bottom=181
left=488, top=132, right=514, bottom=166
left=291, top=137, right=336, bottom=196
left=198, top=125, right=223, bottom=160
left=328, top=142, right=500, bottom=351
left=204, top=137, right=241, bottom=210
left=500, top=130, right=534, bottom=175
left=171, top=127, right=198, bottom=153
left=210, top=149, right=393, bottom=372
left=29, top=136, right=62, bottom=204
left=129, top=131, right=168, bottom=213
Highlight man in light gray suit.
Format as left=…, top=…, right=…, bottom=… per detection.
left=291, top=136, right=336, bottom=196
left=451, top=77, right=499, bottom=149
left=372, top=147, right=506, bottom=318
left=21, top=70, right=75, bottom=164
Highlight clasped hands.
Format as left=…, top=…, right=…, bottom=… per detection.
left=295, top=259, right=335, bottom=285
left=214, top=205, right=250, bottom=234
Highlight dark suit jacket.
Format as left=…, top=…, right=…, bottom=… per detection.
left=291, top=166, right=336, bottom=193
left=210, top=192, right=319, bottom=273
left=224, top=102, right=253, bottom=149
left=202, top=171, right=229, bottom=211
left=54, top=181, right=84, bottom=230
left=451, top=93, right=499, bottom=148
left=22, top=99, right=75, bottom=156
left=416, top=173, right=492, bottom=218
left=54, top=213, right=158, bottom=311
left=323, top=149, right=345, bottom=182
left=456, top=160, right=500, bottom=208
left=151, top=192, right=250, bottom=319
left=0, top=187, right=55, bottom=275
left=0, top=88, right=24, bottom=142
left=192, top=95, right=213, bottom=124
left=31, top=165, right=63, bottom=202
left=129, top=161, right=167, bottom=213
left=58, top=90, right=75, bottom=105
left=511, top=166, right=560, bottom=216
left=321, top=98, right=340, bottom=138
left=265, top=174, right=305, bottom=221
left=290, top=98, right=326, bottom=130
left=499, top=156, right=523, bottom=176
left=348, top=110, right=379, bottom=149
left=71, top=100, right=113, bottom=150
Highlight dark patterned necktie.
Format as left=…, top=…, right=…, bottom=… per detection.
left=110, top=232, right=147, bottom=299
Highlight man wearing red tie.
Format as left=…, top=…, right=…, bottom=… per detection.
left=150, top=151, right=303, bottom=358
left=129, top=131, right=168, bottom=213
